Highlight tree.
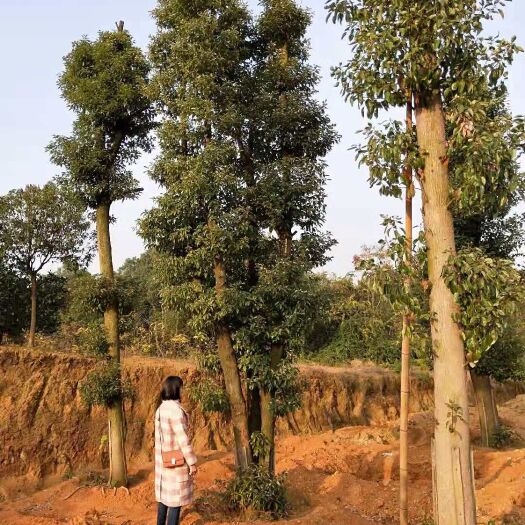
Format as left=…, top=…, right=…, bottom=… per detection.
left=48, top=22, right=154, bottom=487
left=248, top=0, right=338, bottom=473
left=143, top=0, right=256, bottom=471
left=0, top=183, right=89, bottom=347
left=0, top=263, right=28, bottom=344
left=326, top=1, right=520, bottom=522
left=450, top=87, right=525, bottom=446
left=143, top=0, right=335, bottom=480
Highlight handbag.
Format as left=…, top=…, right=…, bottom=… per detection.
left=158, top=410, right=186, bottom=469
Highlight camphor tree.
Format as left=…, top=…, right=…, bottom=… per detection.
left=142, top=0, right=336, bottom=481
left=48, top=22, right=154, bottom=487
left=449, top=86, right=525, bottom=446
left=142, top=0, right=256, bottom=471
left=326, top=0, right=521, bottom=522
left=249, top=0, right=338, bottom=472
left=0, top=183, right=90, bottom=347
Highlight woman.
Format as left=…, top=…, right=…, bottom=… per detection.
left=155, top=376, right=198, bottom=525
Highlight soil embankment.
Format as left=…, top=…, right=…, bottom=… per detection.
left=1, top=346, right=525, bottom=524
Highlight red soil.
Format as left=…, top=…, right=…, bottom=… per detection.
left=1, top=397, right=525, bottom=525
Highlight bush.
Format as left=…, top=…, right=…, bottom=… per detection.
left=489, top=425, right=515, bottom=449
left=188, top=377, right=229, bottom=413
left=74, top=322, right=109, bottom=356
left=221, top=465, right=288, bottom=519
left=80, top=362, right=134, bottom=407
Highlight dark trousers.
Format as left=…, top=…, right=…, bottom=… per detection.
left=157, top=502, right=181, bottom=525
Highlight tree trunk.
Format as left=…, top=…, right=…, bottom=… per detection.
left=415, top=92, right=476, bottom=525
left=214, top=256, right=252, bottom=471
left=470, top=369, right=499, bottom=447
left=96, top=203, right=128, bottom=487
left=399, top=94, right=413, bottom=525
left=28, top=272, right=37, bottom=348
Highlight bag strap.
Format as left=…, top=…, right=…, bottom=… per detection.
left=157, top=408, right=164, bottom=454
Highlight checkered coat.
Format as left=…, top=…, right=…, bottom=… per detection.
left=154, top=400, right=197, bottom=507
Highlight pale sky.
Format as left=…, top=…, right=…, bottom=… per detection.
left=1, top=0, right=524, bottom=275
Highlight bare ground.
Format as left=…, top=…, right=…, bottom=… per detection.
left=1, top=395, right=525, bottom=525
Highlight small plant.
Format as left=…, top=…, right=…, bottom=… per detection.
left=62, top=466, right=74, bottom=480
left=221, top=465, right=288, bottom=519
left=250, top=432, right=270, bottom=461
left=188, top=377, right=229, bottom=413
left=80, top=362, right=134, bottom=408
left=489, top=425, right=515, bottom=449
left=446, top=400, right=465, bottom=435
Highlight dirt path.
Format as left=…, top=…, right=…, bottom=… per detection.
left=1, top=397, right=525, bottom=525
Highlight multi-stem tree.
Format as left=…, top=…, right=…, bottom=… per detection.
left=327, top=1, right=520, bottom=522
left=48, top=23, right=154, bottom=487
left=0, top=183, right=90, bottom=347
left=142, top=0, right=336, bottom=477
left=143, top=0, right=256, bottom=471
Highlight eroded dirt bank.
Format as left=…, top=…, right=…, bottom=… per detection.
left=1, top=347, right=525, bottom=525
left=0, top=347, right=443, bottom=482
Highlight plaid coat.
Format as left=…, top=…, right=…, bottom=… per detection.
left=154, top=400, right=197, bottom=507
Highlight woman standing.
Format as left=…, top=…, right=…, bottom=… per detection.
left=155, top=376, right=198, bottom=525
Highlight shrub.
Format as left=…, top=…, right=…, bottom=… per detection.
left=188, top=377, right=229, bottom=413
left=80, top=362, right=133, bottom=408
left=489, top=425, right=515, bottom=449
left=221, top=465, right=288, bottom=519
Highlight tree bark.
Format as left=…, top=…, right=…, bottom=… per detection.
left=96, top=203, right=128, bottom=487
left=28, top=272, right=37, bottom=348
left=399, top=94, right=413, bottom=525
left=415, top=92, right=476, bottom=525
left=470, top=369, right=499, bottom=447
left=213, top=256, right=252, bottom=471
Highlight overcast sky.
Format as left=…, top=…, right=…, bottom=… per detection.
left=1, top=0, right=524, bottom=275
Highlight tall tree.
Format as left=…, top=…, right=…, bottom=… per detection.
left=0, top=183, right=89, bottom=347
left=48, top=22, right=154, bottom=487
left=327, top=1, right=520, bottom=522
left=143, top=0, right=255, bottom=471
left=143, top=0, right=335, bottom=478
left=251, top=0, right=337, bottom=472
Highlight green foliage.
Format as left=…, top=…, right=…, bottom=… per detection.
left=475, top=322, right=525, bottom=382
left=0, top=182, right=91, bottom=277
left=488, top=425, right=515, bottom=449
left=74, top=322, right=110, bottom=357
left=49, top=27, right=154, bottom=208
left=444, top=248, right=523, bottom=364
left=187, top=377, right=230, bottom=413
left=36, top=273, right=68, bottom=334
left=80, top=362, right=133, bottom=408
left=221, top=465, right=288, bottom=519
left=250, top=431, right=271, bottom=461
left=0, top=264, right=28, bottom=341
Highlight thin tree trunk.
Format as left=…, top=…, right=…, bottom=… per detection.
left=96, top=203, right=127, bottom=487
left=415, top=92, right=476, bottom=525
left=399, top=94, right=413, bottom=525
left=28, top=272, right=37, bottom=347
left=213, top=256, right=252, bottom=471
left=259, top=36, right=291, bottom=475
left=470, top=369, right=499, bottom=447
